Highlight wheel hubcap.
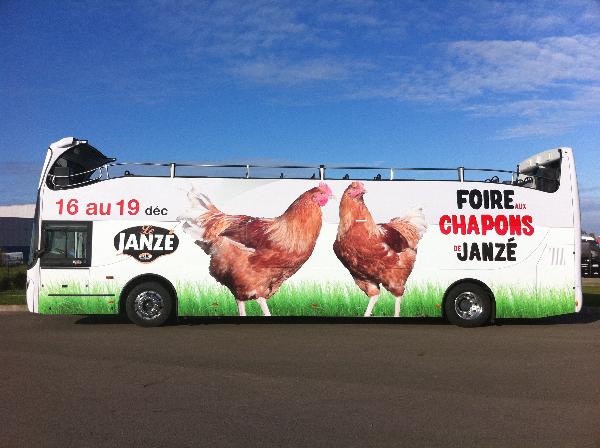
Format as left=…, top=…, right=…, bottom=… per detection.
left=134, top=290, right=164, bottom=320
left=454, top=291, right=483, bottom=320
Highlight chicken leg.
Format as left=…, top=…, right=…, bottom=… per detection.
left=364, top=294, right=379, bottom=317
left=394, top=295, right=403, bottom=317
left=236, top=300, right=246, bottom=317
left=256, top=297, right=271, bottom=316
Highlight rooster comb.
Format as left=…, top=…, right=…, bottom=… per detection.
left=318, top=182, right=333, bottom=196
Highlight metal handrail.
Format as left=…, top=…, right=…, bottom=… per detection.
left=111, top=162, right=321, bottom=169
left=107, top=161, right=517, bottom=172
left=47, top=160, right=548, bottom=190
left=463, top=167, right=516, bottom=174
left=48, top=164, right=107, bottom=178
left=327, top=165, right=458, bottom=171
left=47, top=164, right=108, bottom=188
left=106, top=162, right=518, bottom=179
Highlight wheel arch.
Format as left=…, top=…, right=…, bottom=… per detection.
left=119, top=273, right=178, bottom=317
left=442, top=278, right=496, bottom=321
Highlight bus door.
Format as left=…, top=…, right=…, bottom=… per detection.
left=38, top=221, right=93, bottom=308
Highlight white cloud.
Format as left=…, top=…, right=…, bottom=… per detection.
left=446, top=34, right=600, bottom=94
left=0, top=162, right=39, bottom=205
left=449, top=0, right=600, bottom=37
left=367, top=34, right=600, bottom=100
left=231, top=58, right=374, bottom=85
left=445, top=34, right=600, bottom=137
left=145, top=0, right=385, bottom=59
left=318, top=12, right=382, bottom=27
left=466, top=85, right=600, bottom=138
left=135, top=1, right=600, bottom=138
left=358, top=33, right=600, bottom=137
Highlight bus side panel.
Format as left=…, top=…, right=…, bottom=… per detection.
left=38, top=266, right=112, bottom=315
left=38, top=170, right=578, bottom=318
left=533, top=228, right=577, bottom=317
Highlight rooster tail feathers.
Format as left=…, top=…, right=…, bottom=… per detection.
left=401, top=207, right=428, bottom=238
left=188, top=187, right=219, bottom=213
left=176, top=188, right=219, bottom=220
left=176, top=188, right=222, bottom=244
left=389, top=207, right=427, bottom=249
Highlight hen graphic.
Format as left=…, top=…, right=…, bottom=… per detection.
left=334, top=182, right=427, bottom=317
left=177, top=183, right=333, bottom=316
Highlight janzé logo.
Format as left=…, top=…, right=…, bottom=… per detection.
left=114, top=225, right=179, bottom=263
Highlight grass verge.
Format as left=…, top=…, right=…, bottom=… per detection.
left=0, top=290, right=26, bottom=305
left=0, top=264, right=26, bottom=291
left=582, top=278, right=600, bottom=307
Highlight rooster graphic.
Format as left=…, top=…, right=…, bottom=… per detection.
left=177, top=183, right=333, bottom=316
left=334, top=182, right=427, bottom=317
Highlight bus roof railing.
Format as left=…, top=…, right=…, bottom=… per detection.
left=109, top=162, right=519, bottom=179
left=47, top=160, right=559, bottom=191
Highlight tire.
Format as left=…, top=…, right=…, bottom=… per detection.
left=444, top=283, right=492, bottom=328
left=125, top=281, right=173, bottom=327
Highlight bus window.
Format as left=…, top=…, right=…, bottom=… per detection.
left=40, top=222, right=92, bottom=268
left=517, top=151, right=561, bottom=193
left=534, top=162, right=560, bottom=193
left=46, top=143, right=115, bottom=189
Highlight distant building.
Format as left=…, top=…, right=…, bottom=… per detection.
left=0, top=204, right=35, bottom=262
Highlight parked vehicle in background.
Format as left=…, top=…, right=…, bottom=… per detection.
left=26, top=137, right=582, bottom=327
left=581, top=235, right=600, bottom=277
left=1, top=252, right=24, bottom=266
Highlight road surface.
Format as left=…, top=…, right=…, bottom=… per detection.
left=1, top=311, right=599, bottom=447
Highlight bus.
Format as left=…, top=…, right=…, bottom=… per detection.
left=26, top=137, right=582, bottom=327
left=581, top=235, right=600, bottom=277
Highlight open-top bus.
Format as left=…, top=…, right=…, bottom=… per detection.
left=26, top=137, right=582, bottom=326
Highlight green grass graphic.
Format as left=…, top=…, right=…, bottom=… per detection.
left=494, top=286, right=574, bottom=318
left=39, top=282, right=120, bottom=314
left=177, top=282, right=444, bottom=317
left=177, top=281, right=574, bottom=318
left=38, top=280, right=574, bottom=318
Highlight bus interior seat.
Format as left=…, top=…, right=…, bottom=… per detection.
left=485, top=176, right=500, bottom=183
left=52, top=166, right=71, bottom=187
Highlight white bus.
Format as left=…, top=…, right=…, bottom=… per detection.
left=26, top=137, right=582, bottom=327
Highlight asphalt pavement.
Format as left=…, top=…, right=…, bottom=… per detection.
left=1, top=311, right=599, bottom=447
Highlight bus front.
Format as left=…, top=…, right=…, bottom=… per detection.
left=26, top=137, right=115, bottom=313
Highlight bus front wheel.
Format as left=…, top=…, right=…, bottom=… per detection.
left=125, top=281, right=173, bottom=327
left=444, top=283, right=492, bottom=327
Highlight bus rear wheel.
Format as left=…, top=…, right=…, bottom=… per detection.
left=444, top=283, right=492, bottom=327
left=125, top=281, right=173, bottom=327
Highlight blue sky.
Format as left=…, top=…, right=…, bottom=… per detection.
left=1, top=0, right=599, bottom=230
